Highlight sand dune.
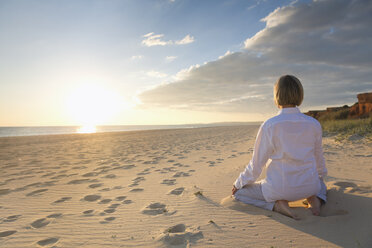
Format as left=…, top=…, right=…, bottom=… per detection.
left=0, top=126, right=371, bottom=247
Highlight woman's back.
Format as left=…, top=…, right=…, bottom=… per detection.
left=262, top=107, right=324, bottom=202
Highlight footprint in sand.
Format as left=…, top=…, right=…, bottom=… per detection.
left=0, top=230, right=17, bottom=237
left=137, top=169, right=150, bottom=176
left=129, top=176, right=146, bottom=187
left=31, top=218, right=50, bottom=228
left=168, top=187, right=185, bottom=195
left=173, top=172, right=190, bottom=178
left=0, top=188, right=11, bottom=196
left=163, top=167, right=177, bottom=172
left=161, top=179, right=176, bottom=186
left=3, top=215, right=21, bottom=223
left=53, top=197, right=72, bottom=204
left=122, top=199, right=133, bottom=204
left=89, top=183, right=103, bottom=189
left=67, top=179, right=92, bottom=185
left=104, top=208, right=116, bottom=214
left=51, top=174, right=68, bottom=180
left=167, top=224, right=186, bottom=233
left=142, top=202, right=168, bottom=215
left=105, top=216, right=115, bottom=221
left=82, top=172, right=97, bottom=177
left=332, top=181, right=372, bottom=194
left=36, top=237, right=59, bottom=246
left=108, top=203, right=120, bottom=209
left=173, top=163, right=184, bottom=167
left=207, top=161, right=216, bottom=167
left=133, top=176, right=146, bottom=183
left=157, top=224, right=203, bottom=246
left=129, top=182, right=139, bottom=187
left=26, top=189, right=48, bottom=197
left=99, top=188, right=111, bottom=192
left=39, top=181, right=56, bottom=187
left=100, top=216, right=116, bottom=224
left=120, top=164, right=136, bottom=170
left=83, top=209, right=94, bottom=214
left=129, top=188, right=144, bottom=192
left=99, top=199, right=112, bottom=204
left=47, top=213, right=62, bottom=218
left=83, top=195, right=101, bottom=202
left=103, top=174, right=116, bottom=179
left=115, top=196, right=127, bottom=201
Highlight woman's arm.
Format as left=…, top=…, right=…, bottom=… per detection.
left=233, top=123, right=273, bottom=190
left=315, top=126, right=327, bottom=178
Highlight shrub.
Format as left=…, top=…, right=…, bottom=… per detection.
left=318, top=108, right=350, bottom=122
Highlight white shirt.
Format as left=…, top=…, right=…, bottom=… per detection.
left=234, top=107, right=327, bottom=202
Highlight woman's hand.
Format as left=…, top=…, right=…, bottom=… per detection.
left=232, top=185, right=238, bottom=195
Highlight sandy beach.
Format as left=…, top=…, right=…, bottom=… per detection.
left=0, top=125, right=371, bottom=247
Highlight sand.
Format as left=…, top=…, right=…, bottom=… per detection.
left=0, top=125, right=371, bottom=247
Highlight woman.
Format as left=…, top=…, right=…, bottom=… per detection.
left=232, top=75, right=327, bottom=220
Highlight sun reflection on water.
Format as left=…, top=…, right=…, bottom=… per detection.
left=77, top=125, right=97, bottom=134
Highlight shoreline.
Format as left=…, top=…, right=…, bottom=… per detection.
left=0, top=122, right=262, bottom=138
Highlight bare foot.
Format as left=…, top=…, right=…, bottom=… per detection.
left=273, top=200, right=300, bottom=220
left=307, top=195, right=321, bottom=216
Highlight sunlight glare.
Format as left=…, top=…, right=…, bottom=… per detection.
left=66, top=83, right=127, bottom=126
left=77, top=124, right=97, bottom=134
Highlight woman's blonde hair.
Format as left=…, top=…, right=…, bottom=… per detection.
left=274, top=75, right=304, bottom=106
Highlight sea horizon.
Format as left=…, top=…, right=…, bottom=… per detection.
left=0, top=122, right=261, bottom=138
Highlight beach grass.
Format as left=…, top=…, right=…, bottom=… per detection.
left=320, top=116, right=372, bottom=139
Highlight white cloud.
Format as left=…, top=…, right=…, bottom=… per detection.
left=142, top=33, right=172, bottom=47
left=172, top=64, right=200, bottom=81
left=142, top=33, right=195, bottom=47
left=165, top=56, right=177, bottom=62
left=138, top=0, right=372, bottom=113
left=131, top=55, right=143, bottom=60
left=175, top=35, right=195, bottom=45
left=218, top=50, right=232, bottom=59
left=143, top=32, right=154, bottom=37
left=146, top=70, right=168, bottom=78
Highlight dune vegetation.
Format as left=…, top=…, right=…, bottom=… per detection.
left=318, top=109, right=372, bottom=139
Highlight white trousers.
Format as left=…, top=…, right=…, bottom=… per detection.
left=234, top=180, right=327, bottom=211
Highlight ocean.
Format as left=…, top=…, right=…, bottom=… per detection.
left=0, top=122, right=260, bottom=138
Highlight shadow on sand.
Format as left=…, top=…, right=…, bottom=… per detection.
left=221, top=183, right=372, bottom=247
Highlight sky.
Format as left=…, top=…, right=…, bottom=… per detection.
left=0, top=0, right=371, bottom=126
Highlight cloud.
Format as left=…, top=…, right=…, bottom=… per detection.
left=142, top=33, right=172, bottom=47
left=175, top=35, right=195, bottom=45
left=165, top=56, right=177, bottom=62
left=218, top=50, right=232, bottom=59
left=142, top=33, right=195, bottom=47
left=131, top=55, right=144, bottom=60
left=138, top=0, right=372, bottom=114
left=247, top=0, right=264, bottom=10
left=146, top=70, right=168, bottom=78
left=244, top=0, right=372, bottom=68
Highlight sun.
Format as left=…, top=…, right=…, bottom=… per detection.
left=65, top=83, right=124, bottom=129
left=77, top=124, right=97, bottom=134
